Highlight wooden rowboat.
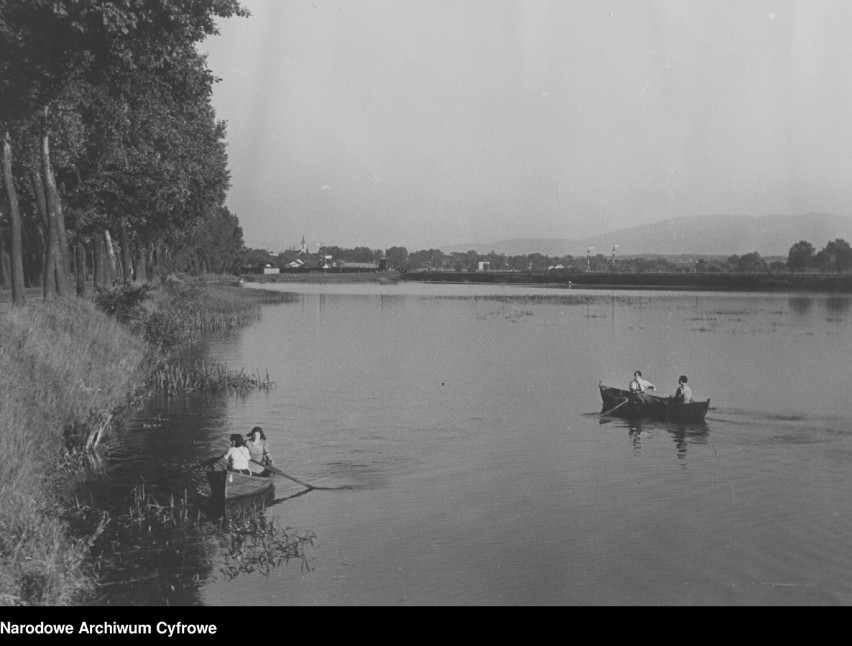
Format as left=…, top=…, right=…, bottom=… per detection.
left=207, top=468, right=274, bottom=504
left=599, top=383, right=710, bottom=423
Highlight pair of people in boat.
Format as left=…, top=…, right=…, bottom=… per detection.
left=224, top=426, right=274, bottom=476
left=629, top=371, right=694, bottom=403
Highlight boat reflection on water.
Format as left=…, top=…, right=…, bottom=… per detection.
left=600, top=416, right=711, bottom=461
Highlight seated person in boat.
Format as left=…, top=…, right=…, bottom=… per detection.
left=672, top=375, right=694, bottom=403
left=629, top=371, right=657, bottom=402
left=225, top=434, right=252, bottom=475
left=245, top=426, right=274, bottom=476
left=629, top=371, right=655, bottom=393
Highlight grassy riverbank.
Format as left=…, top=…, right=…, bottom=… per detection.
left=0, top=277, right=288, bottom=606
left=0, top=298, right=147, bottom=605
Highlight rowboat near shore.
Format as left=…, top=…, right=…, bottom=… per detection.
left=207, top=468, right=274, bottom=505
left=599, top=383, right=710, bottom=423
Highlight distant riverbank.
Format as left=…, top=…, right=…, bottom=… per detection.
left=241, top=271, right=401, bottom=284
left=399, top=270, right=852, bottom=292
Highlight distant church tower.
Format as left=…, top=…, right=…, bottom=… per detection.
left=300, top=234, right=307, bottom=255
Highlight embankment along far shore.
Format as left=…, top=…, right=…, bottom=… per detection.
left=398, top=271, right=852, bottom=292
left=240, top=270, right=401, bottom=284
left=7, top=270, right=852, bottom=296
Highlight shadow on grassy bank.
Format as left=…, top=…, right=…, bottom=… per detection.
left=0, top=276, right=292, bottom=606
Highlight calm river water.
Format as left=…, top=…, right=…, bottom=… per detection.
left=96, top=282, right=852, bottom=605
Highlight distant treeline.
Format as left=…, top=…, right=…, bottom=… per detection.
left=244, top=238, right=852, bottom=275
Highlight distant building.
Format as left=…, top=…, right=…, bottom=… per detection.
left=478, top=261, right=490, bottom=272
left=263, top=264, right=280, bottom=275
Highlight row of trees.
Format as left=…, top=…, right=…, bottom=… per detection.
left=0, top=1, right=248, bottom=304
left=246, top=239, right=852, bottom=275
left=786, top=239, right=852, bottom=273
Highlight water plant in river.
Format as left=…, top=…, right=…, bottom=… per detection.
left=85, top=484, right=314, bottom=603
left=218, top=512, right=315, bottom=580
left=94, top=279, right=299, bottom=352
left=148, top=359, right=276, bottom=395
left=155, top=278, right=299, bottom=335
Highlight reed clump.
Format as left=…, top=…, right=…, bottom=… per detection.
left=148, top=359, right=276, bottom=395
left=152, top=278, right=297, bottom=336
left=87, top=485, right=314, bottom=601
left=219, top=513, right=315, bottom=579
left=94, top=278, right=281, bottom=395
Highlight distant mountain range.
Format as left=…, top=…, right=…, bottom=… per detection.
left=442, top=213, right=852, bottom=258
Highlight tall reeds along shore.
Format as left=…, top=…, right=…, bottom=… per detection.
left=0, top=277, right=294, bottom=605
left=142, top=279, right=293, bottom=392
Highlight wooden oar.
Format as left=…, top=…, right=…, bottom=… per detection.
left=601, top=397, right=630, bottom=417
left=252, top=460, right=350, bottom=491
left=154, top=454, right=224, bottom=482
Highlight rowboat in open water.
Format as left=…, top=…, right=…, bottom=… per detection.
left=599, top=383, right=710, bottom=423
left=207, top=468, right=274, bottom=504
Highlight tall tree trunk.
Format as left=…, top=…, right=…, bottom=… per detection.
left=29, top=168, right=49, bottom=290
left=134, top=248, right=147, bottom=282
left=29, top=167, right=48, bottom=230
left=134, top=241, right=151, bottom=282
left=55, top=197, right=71, bottom=279
left=2, top=130, right=26, bottom=304
left=104, top=230, right=117, bottom=285
left=93, top=231, right=104, bottom=289
left=42, top=226, right=57, bottom=299
left=23, top=221, right=44, bottom=288
left=120, top=223, right=133, bottom=284
left=0, top=248, right=10, bottom=289
left=152, top=242, right=163, bottom=276
left=75, top=238, right=87, bottom=297
left=145, top=243, right=155, bottom=281
left=40, top=112, right=66, bottom=297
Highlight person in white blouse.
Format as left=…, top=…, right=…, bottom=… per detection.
left=629, top=370, right=655, bottom=394
left=225, top=434, right=251, bottom=475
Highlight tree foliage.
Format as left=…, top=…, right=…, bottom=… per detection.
left=0, top=0, right=250, bottom=296
left=787, top=240, right=815, bottom=272
left=815, top=238, right=852, bottom=272
left=786, top=238, right=851, bottom=273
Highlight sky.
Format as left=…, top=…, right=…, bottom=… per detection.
left=199, top=0, right=852, bottom=252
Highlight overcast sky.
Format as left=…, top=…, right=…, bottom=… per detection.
left=199, top=0, right=852, bottom=252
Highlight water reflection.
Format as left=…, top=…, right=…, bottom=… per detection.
left=824, top=295, right=850, bottom=315
left=85, top=483, right=313, bottom=606
left=788, top=296, right=813, bottom=315
left=668, top=423, right=710, bottom=461
left=600, top=417, right=710, bottom=462
left=788, top=295, right=851, bottom=317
